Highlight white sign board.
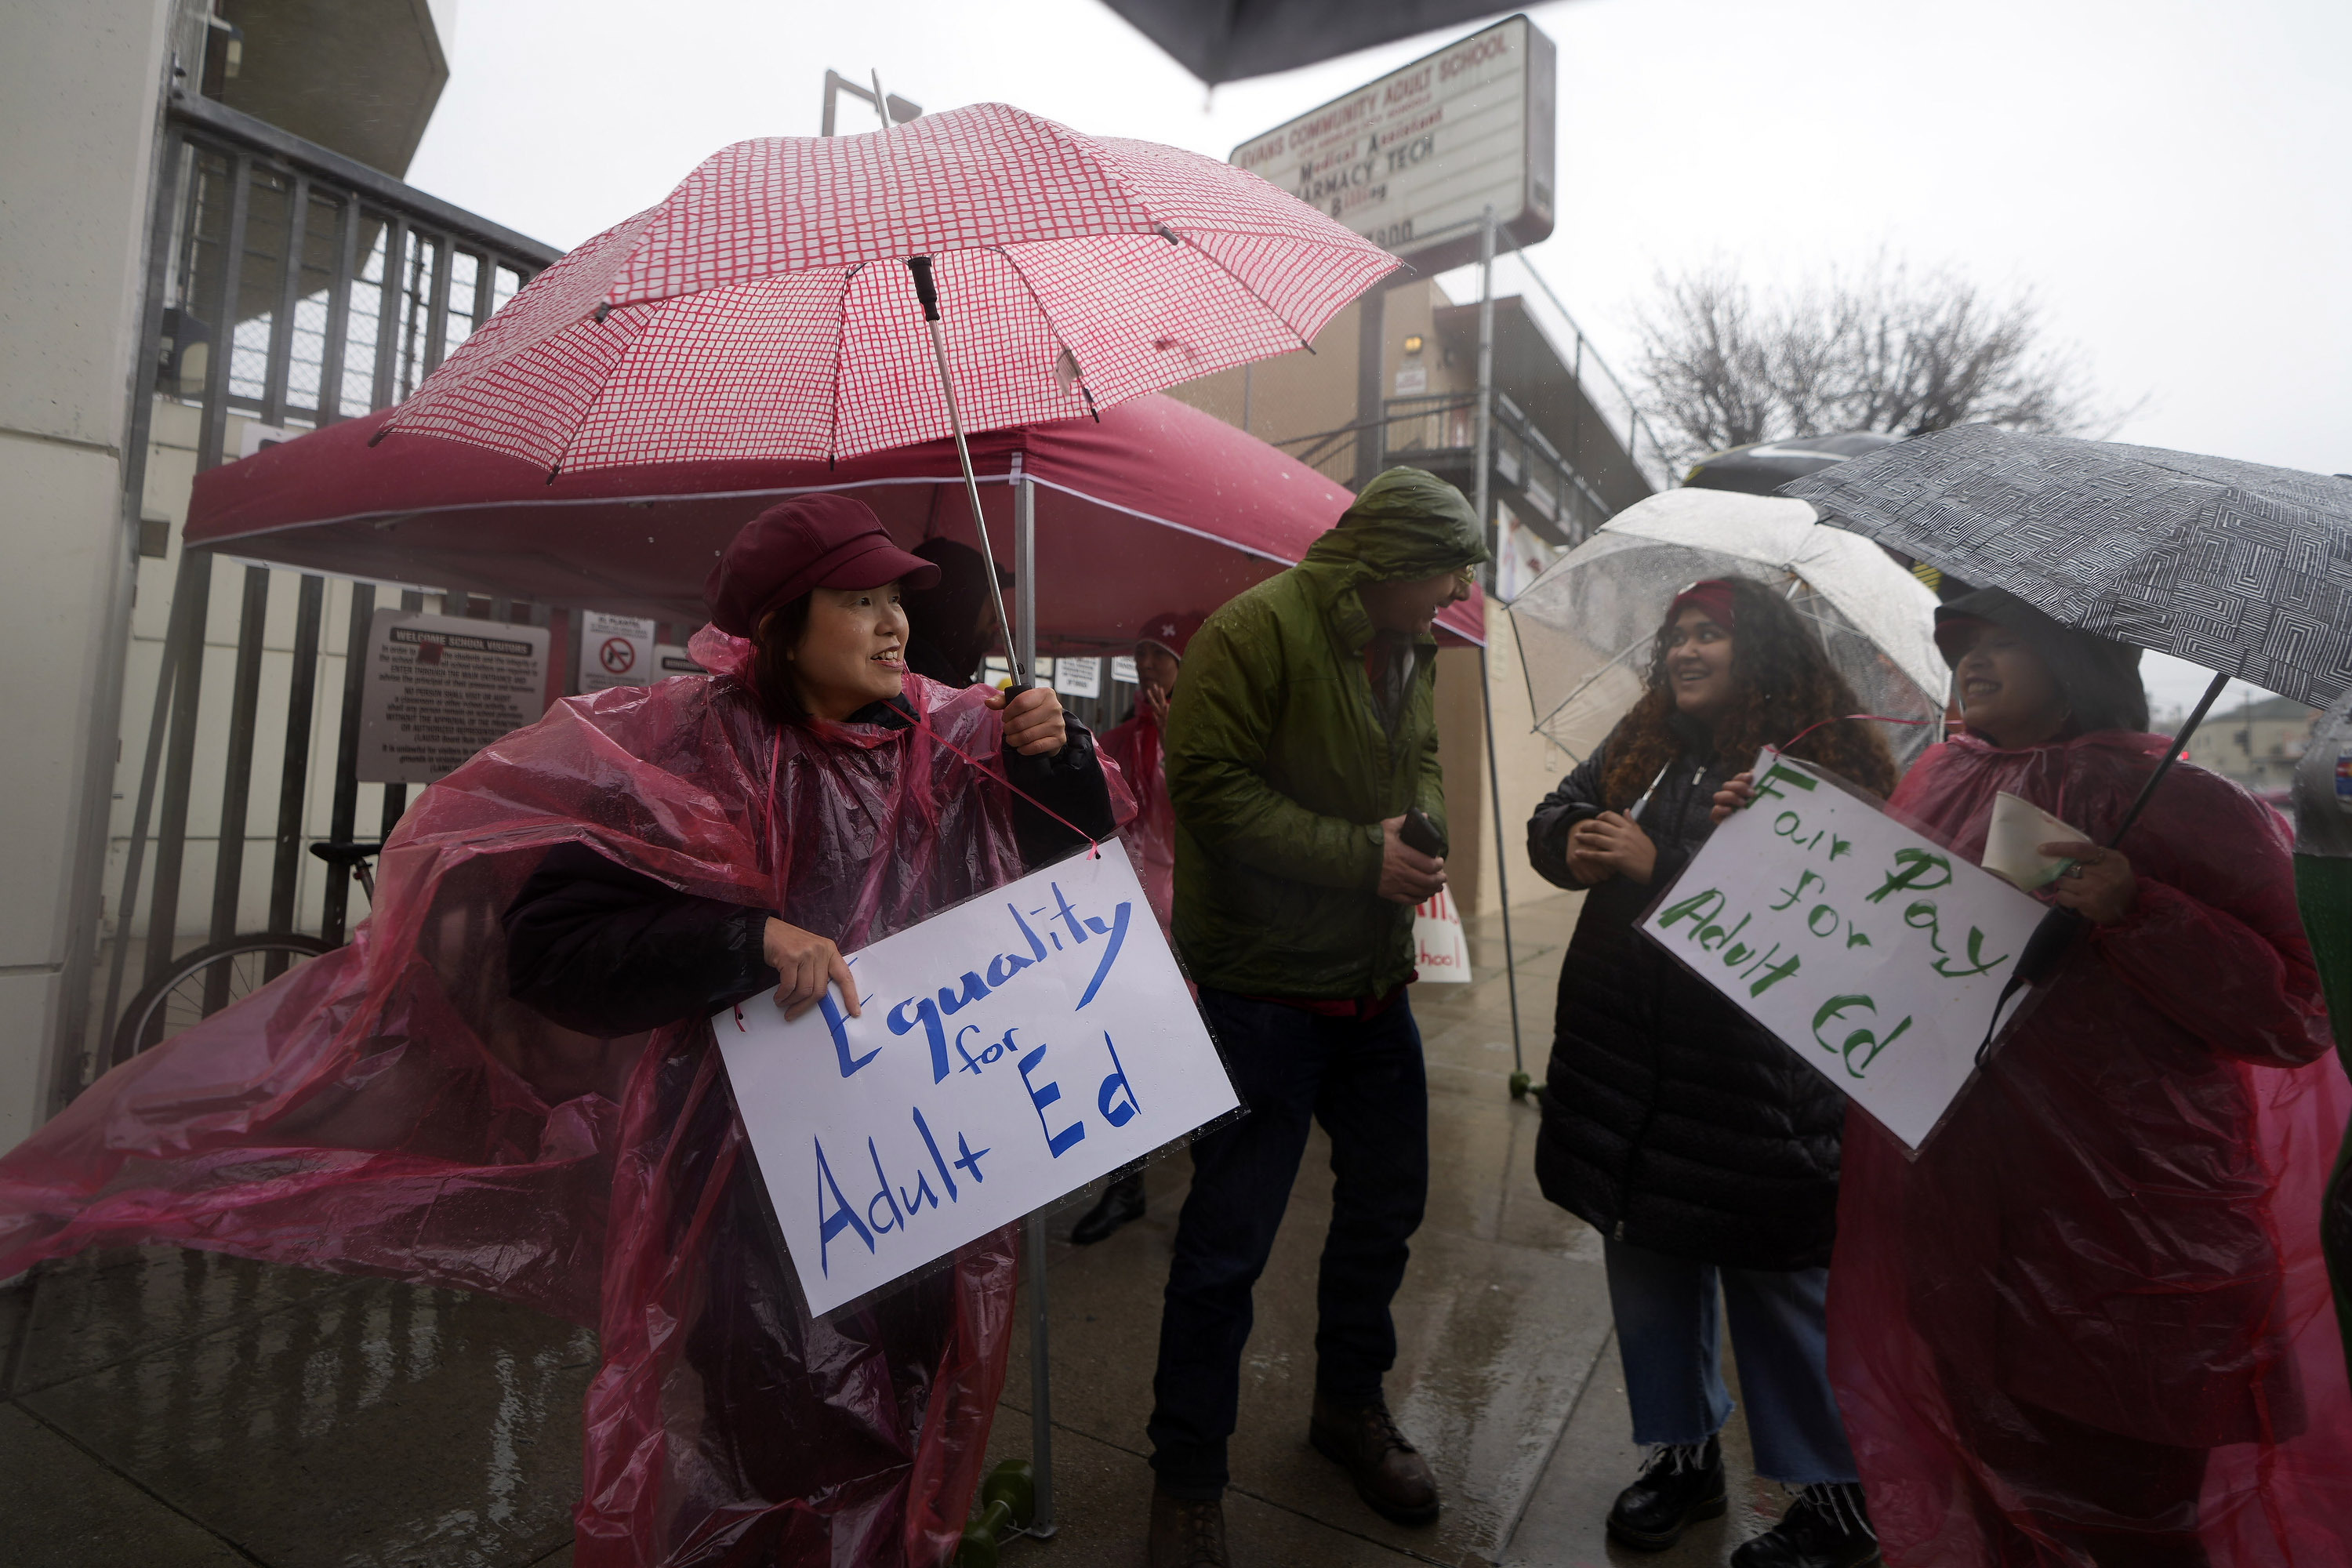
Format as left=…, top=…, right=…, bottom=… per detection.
left=1051, top=656, right=1102, bottom=699
left=1640, top=753, right=2045, bottom=1149
left=718, top=840, right=1239, bottom=1316
left=357, top=609, right=550, bottom=785
left=579, top=611, right=657, bottom=693
left=1112, top=655, right=1138, bottom=687
left=1230, top=14, right=1555, bottom=271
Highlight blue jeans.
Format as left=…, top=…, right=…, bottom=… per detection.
left=1603, top=1237, right=1858, bottom=1486
left=1146, top=988, right=1429, bottom=1498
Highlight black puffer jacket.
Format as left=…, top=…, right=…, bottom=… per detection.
left=1526, top=720, right=1845, bottom=1270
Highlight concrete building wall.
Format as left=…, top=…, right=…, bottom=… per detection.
left=0, top=0, right=178, bottom=1145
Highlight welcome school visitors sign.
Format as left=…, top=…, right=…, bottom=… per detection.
left=718, top=840, right=1238, bottom=1316
left=1640, top=754, right=2045, bottom=1150
left=1230, top=14, right=1555, bottom=274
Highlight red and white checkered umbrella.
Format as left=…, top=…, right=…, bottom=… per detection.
left=375, top=102, right=1400, bottom=473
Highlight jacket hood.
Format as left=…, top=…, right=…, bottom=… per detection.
left=1298, top=467, right=1489, bottom=651
left=1303, top=467, right=1490, bottom=583
left=1934, top=586, right=2150, bottom=735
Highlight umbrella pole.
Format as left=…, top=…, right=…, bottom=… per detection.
left=906, top=256, right=1025, bottom=687
left=1998, top=666, right=2234, bottom=1014
left=2107, top=667, right=2230, bottom=848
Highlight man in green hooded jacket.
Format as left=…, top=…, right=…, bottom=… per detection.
left=1144, top=469, right=1488, bottom=1566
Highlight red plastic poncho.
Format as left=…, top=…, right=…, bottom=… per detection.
left=0, top=636, right=1112, bottom=1566
left=1830, top=731, right=2352, bottom=1566
left=1099, top=710, right=1174, bottom=935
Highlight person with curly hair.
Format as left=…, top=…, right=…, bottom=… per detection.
left=1526, top=577, right=1900, bottom=1568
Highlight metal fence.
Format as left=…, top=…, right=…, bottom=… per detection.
left=77, top=91, right=559, bottom=1092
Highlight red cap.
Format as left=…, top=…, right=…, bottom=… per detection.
left=1668, top=579, right=1737, bottom=630
left=703, top=495, right=939, bottom=637
left=1136, top=610, right=1207, bottom=660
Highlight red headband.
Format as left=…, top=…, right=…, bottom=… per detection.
left=1668, top=579, right=1737, bottom=630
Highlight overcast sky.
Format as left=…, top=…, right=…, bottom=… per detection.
left=406, top=0, right=2349, bottom=714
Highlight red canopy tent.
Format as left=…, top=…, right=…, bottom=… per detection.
left=186, top=394, right=1486, bottom=649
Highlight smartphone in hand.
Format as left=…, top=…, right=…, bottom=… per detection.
left=1399, top=808, right=1446, bottom=859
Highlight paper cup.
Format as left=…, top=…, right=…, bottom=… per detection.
left=1982, top=791, right=2085, bottom=891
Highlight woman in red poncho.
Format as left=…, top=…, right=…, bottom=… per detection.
left=0, top=495, right=1121, bottom=1567
left=1819, top=588, right=2350, bottom=1566
left=1066, top=609, right=1202, bottom=1247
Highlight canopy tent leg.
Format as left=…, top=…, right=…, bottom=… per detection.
left=1480, top=646, right=1530, bottom=1097
left=1014, top=469, right=1058, bottom=1537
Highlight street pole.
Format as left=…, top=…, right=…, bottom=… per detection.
left=1469, top=205, right=1529, bottom=1097
left=1472, top=206, right=1497, bottom=555
left=1015, top=466, right=1057, bottom=1536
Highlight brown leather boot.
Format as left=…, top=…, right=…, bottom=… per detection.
left=1308, top=1391, right=1440, bottom=1526
left=1147, top=1486, right=1229, bottom=1568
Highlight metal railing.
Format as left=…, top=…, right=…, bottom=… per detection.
left=1499, top=251, right=1681, bottom=495
left=1377, top=390, right=1617, bottom=540
left=76, top=91, right=560, bottom=1091
left=1272, top=390, right=1620, bottom=545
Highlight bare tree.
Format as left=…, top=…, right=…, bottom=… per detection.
left=1632, top=257, right=2128, bottom=465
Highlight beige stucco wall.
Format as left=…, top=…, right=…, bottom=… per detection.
left=0, top=0, right=177, bottom=1143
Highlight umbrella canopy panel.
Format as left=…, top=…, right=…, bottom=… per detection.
left=188, top=394, right=1485, bottom=648
left=1098, top=0, right=1516, bottom=85
left=1510, top=488, right=1947, bottom=768
left=376, top=103, right=1399, bottom=473
left=1787, top=424, right=2352, bottom=712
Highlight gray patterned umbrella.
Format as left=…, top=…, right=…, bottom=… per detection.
left=1785, top=424, right=2352, bottom=713
left=1789, top=424, right=2352, bottom=1001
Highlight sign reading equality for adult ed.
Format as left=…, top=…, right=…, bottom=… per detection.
left=1640, top=753, right=2045, bottom=1149
left=717, top=840, right=1239, bottom=1316
left=1230, top=14, right=1555, bottom=273
left=356, top=609, right=550, bottom=785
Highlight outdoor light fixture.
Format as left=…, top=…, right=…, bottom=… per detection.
left=1403, top=334, right=1425, bottom=354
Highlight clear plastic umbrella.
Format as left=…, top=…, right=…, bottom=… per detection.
left=1509, top=488, right=1948, bottom=768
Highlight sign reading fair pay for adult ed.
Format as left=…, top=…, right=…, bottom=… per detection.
left=719, top=840, right=1237, bottom=1316
left=1641, top=754, right=2045, bottom=1149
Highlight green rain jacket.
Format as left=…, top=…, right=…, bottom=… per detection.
left=1165, top=468, right=1490, bottom=1000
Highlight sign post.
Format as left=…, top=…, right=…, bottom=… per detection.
left=1641, top=753, right=2046, bottom=1149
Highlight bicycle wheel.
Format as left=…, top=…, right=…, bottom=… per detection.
left=111, top=933, right=335, bottom=1067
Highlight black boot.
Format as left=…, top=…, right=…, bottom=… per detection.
left=1606, top=1437, right=1726, bottom=1551
left=1071, top=1172, right=1146, bottom=1244
left=1731, top=1481, right=1880, bottom=1568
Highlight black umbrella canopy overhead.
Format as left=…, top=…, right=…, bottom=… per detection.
left=1100, top=0, right=1517, bottom=84
left=1785, top=424, right=2352, bottom=713
left=1684, top=432, right=1902, bottom=495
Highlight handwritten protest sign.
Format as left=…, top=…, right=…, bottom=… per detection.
left=717, top=840, right=1238, bottom=1316
left=1640, top=753, right=2044, bottom=1149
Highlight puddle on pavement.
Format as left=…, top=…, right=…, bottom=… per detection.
left=8, top=1247, right=593, bottom=1568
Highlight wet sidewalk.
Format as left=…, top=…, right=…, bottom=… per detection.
left=0, top=892, right=1773, bottom=1567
